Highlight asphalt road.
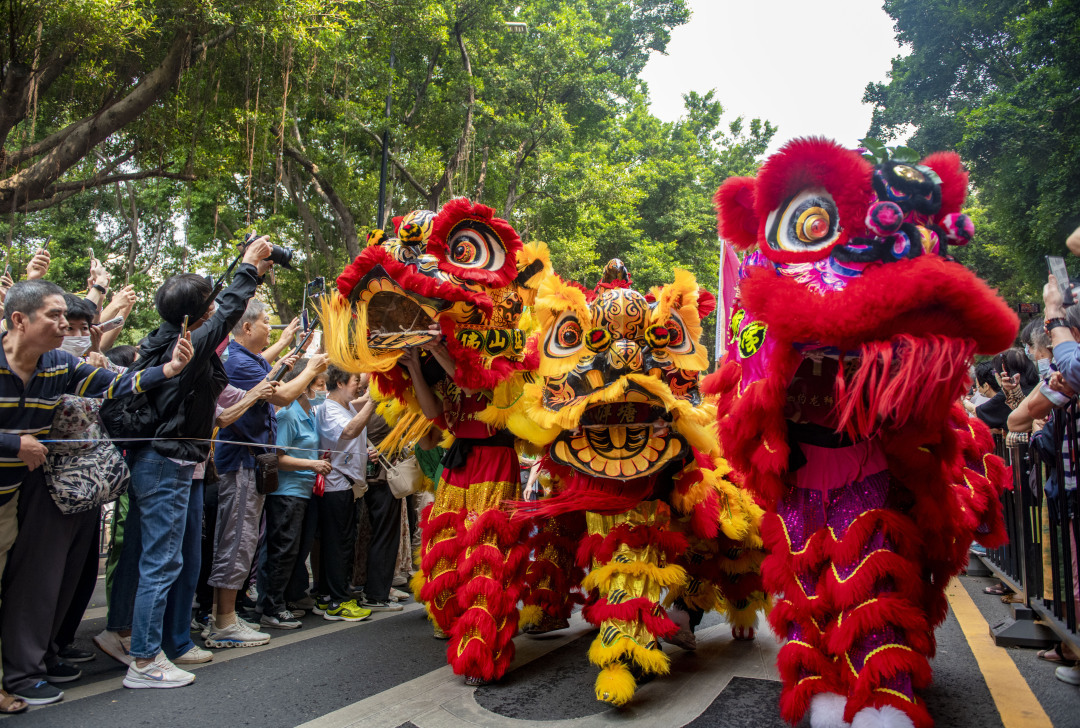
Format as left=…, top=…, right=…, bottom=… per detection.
left=6, top=573, right=1077, bottom=727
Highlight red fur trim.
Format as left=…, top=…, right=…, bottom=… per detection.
left=697, top=289, right=717, bottom=320
left=460, top=509, right=524, bottom=548
left=512, top=476, right=658, bottom=518
left=835, top=336, right=975, bottom=440
left=738, top=254, right=1019, bottom=357
left=420, top=538, right=463, bottom=574
left=920, top=151, right=968, bottom=219
left=826, top=597, right=933, bottom=657
left=585, top=597, right=677, bottom=638
left=777, top=641, right=844, bottom=724
left=823, top=551, right=925, bottom=611
left=577, top=534, right=605, bottom=568
left=827, top=510, right=923, bottom=565
left=715, top=177, right=760, bottom=250
left=750, top=138, right=873, bottom=265
left=588, top=522, right=688, bottom=565
left=843, top=647, right=932, bottom=722
left=428, top=198, right=523, bottom=288
left=689, top=488, right=721, bottom=539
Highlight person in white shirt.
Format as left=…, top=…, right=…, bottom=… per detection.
left=313, top=366, right=375, bottom=621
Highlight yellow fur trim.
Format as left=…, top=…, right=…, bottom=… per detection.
left=518, top=604, right=543, bottom=629
left=649, top=269, right=709, bottom=371
left=582, top=562, right=687, bottom=592
left=318, top=294, right=401, bottom=374
left=516, top=242, right=553, bottom=306
left=594, top=663, right=638, bottom=706
left=588, top=636, right=671, bottom=676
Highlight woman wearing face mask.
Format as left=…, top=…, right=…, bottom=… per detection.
left=256, top=359, right=332, bottom=629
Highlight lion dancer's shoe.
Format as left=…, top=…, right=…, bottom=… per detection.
left=579, top=502, right=687, bottom=706
left=772, top=474, right=933, bottom=728
left=521, top=513, right=585, bottom=635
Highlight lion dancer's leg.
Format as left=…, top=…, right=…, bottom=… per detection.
left=766, top=485, right=841, bottom=727
left=521, top=512, right=585, bottom=634
left=579, top=501, right=687, bottom=706
left=823, top=474, right=933, bottom=728
left=447, top=446, right=530, bottom=684
left=412, top=481, right=468, bottom=638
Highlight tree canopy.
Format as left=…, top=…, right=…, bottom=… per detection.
left=1, top=0, right=775, bottom=359
left=865, top=0, right=1080, bottom=304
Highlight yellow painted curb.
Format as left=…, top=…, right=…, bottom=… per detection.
left=945, top=577, right=1053, bottom=728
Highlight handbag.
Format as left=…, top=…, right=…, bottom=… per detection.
left=44, top=442, right=130, bottom=515
left=386, top=455, right=423, bottom=499
left=249, top=447, right=279, bottom=495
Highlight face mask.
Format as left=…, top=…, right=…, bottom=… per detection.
left=1037, top=358, right=1052, bottom=378
left=60, top=335, right=91, bottom=357
left=309, top=391, right=327, bottom=406
left=1024, top=345, right=1036, bottom=362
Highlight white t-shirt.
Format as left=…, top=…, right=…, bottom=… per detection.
left=315, top=399, right=367, bottom=494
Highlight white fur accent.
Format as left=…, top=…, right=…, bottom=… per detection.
left=809, top=693, right=851, bottom=728
left=850, top=706, right=915, bottom=728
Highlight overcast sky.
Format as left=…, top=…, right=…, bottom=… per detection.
left=639, top=0, right=905, bottom=152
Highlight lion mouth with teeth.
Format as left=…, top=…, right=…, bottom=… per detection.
left=320, top=201, right=548, bottom=395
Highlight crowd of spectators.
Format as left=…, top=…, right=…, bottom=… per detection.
left=0, top=239, right=418, bottom=713
left=963, top=224, right=1080, bottom=689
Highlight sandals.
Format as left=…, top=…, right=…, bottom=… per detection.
left=983, top=583, right=1009, bottom=595
left=1038, top=643, right=1078, bottom=666
left=0, top=690, right=28, bottom=715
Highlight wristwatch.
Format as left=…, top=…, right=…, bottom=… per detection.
left=92, top=283, right=107, bottom=294
left=1045, top=317, right=1069, bottom=335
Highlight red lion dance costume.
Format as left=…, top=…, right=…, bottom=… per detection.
left=521, top=260, right=767, bottom=706
left=703, top=138, right=1016, bottom=728
left=320, top=200, right=550, bottom=685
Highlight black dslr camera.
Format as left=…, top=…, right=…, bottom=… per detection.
left=242, top=231, right=294, bottom=269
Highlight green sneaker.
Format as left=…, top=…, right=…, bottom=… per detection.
left=311, top=597, right=331, bottom=616
left=322, top=599, right=372, bottom=622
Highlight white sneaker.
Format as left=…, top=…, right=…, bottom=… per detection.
left=172, top=645, right=213, bottom=665
left=1056, top=664, right=1080, bottom=685
left=122, top=653, right=195, bottom=689
left=389, top=587, right=411, bottom=602
left=204, top=618, right=271, bottom=648
left=93, top=630, right=133, bottom=666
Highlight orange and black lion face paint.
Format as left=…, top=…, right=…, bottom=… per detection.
left=321, top=199, right=549, bottom=394
left=527, top=260, right=717, bottom=481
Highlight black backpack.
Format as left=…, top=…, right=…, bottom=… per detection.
left=99, top=346, right=163, bottom=440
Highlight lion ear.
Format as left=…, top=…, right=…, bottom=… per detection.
left=715, top=177, right=759, bottom=250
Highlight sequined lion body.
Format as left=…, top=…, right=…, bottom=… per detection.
left=703, top=138, right=1016, bottom=728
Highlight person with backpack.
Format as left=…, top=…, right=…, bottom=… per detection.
left=95, top=237, right=276, bottom=690
left=0, top=279, right=194, bottom=708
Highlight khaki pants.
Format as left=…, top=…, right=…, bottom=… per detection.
left=0, top=492, right=20, bottom=687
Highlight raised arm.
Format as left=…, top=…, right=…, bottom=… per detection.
left=401, top=348, right=443, bottom=419
left=216, top=380, right=279, bottom=429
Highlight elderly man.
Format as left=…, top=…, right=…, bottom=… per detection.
left=0, top=280, right=192, bottom=706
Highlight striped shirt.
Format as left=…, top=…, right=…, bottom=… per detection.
left=0, top=331, right=168, bottom=501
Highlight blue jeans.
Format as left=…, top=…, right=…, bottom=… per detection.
left=105, top=447, right=194, bottom=659
left=161, top=479, right=204, bottom=659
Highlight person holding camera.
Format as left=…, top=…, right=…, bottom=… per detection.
left=205, top=301, right=326, bottom=648
left=96, top=237, right=275, bottom=690
left=0, top=278, right=193, bottom=707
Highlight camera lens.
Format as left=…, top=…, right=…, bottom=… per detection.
left=269, top=244, right=294, bottom=269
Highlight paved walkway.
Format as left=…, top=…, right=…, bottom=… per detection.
left=5, top=574, right=1078, bottom=727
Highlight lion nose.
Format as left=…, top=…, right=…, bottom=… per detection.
left=607, top=339, right=643, bottom=372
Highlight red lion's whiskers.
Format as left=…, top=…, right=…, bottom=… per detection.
left=834, top=335, right=976, bottom=441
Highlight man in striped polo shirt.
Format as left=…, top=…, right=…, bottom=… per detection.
left=0, top=279, right=192, bottom=707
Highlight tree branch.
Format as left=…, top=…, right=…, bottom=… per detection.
left=402, top=47, right=442, bottom=127
left=280, top=133, right=360, bottom=258
left=357, top=123, right=430, bottom=199
left=428, top=23, right=475, bottom=207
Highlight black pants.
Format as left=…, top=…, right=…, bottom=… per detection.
left=1, top=471, right=97, bottom=692
left=55, top=514, right=102, bottom=648
left=363, top=481, right=401, bottom=601
left=317, top=490, right=356, bottom=603
left=258, top=495, right=309, bottom=616
left=194, top=479, right=219, bottom=614
left=285, top=497, right=319, bottom=603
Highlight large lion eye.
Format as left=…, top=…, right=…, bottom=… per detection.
left=765, top=187, right=841, bottom=254
left=662, top=311, right=694, bottom=355
left=447, top=221, right=506, bottom=271
left=544, top=311, right=583, bottom=358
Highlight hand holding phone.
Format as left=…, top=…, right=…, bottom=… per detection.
left=180, top=314, right=190, bottom=339
left=1047, top=255, right=1074, bottom=307
left=98, top=316, right=124, bottom=333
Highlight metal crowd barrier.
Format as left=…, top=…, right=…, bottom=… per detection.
left=976, top=405, right=1080, bottom=654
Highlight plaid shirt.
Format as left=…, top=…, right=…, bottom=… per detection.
left=0, top=331, right=168, bottom=501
